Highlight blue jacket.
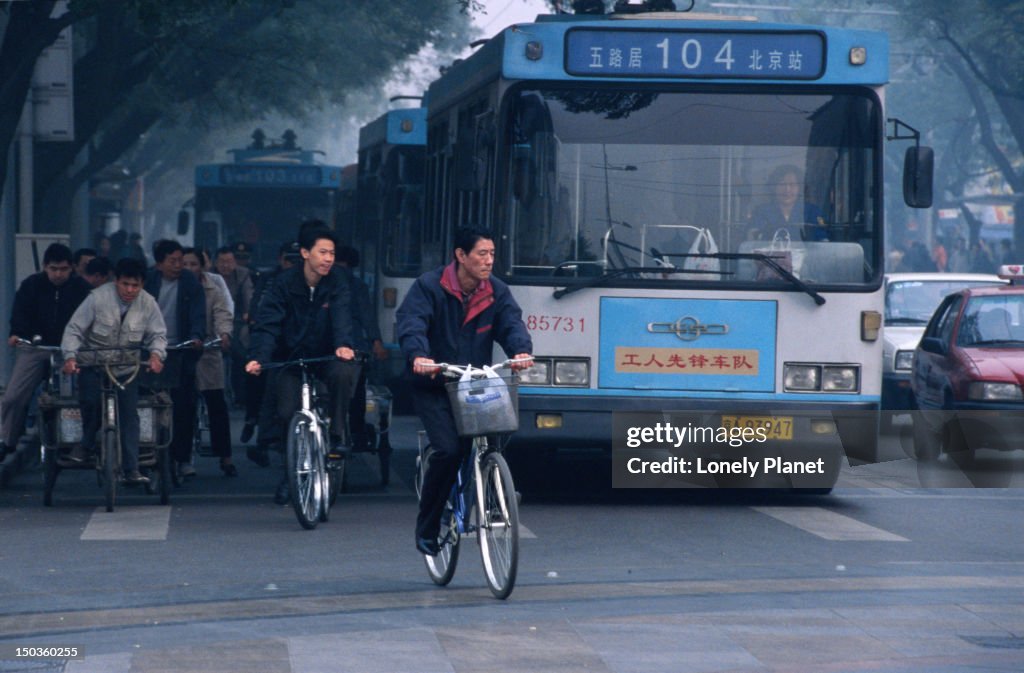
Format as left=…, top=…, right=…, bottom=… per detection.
left=248, top=265, right=354, bottom=363
left=396, top=263, right=532, bottom=390
left=144, top=268, right=206, bottom=345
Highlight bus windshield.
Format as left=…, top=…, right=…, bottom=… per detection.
left=194, top=187, right=334, bottom=269
left=503, top=86, right=881, bottom=287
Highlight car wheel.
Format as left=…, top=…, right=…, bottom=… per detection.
left=912, top=410, right=940, bottom=461
left=944, top=419, right=975, bottom=468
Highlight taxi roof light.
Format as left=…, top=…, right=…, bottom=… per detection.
left=997, top=264, right=1024, bottom=284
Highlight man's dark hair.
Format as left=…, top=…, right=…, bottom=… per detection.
left=298, top=222, right=335, bottom=252
left=182, top=246, right=203, bottom=266
left=152, top=239, right=183, bottom=263
left=43, top=243, right=74, bottom=266
left=73, top=248, right=97, bottom=266
left=115, top=257, right=147, bottom=281
left=337, top=245, right=360, bottom=268
left=214, top=245, right=234, bottom=260
left=85, top=256, right=113, bottom=277
left=453, top=227, right=493, bottom=258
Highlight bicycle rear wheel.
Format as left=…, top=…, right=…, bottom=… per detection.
left=478, top=451, right=519, bottom=599
left=424, top=498, right=460, bottom=585
left=286, top=415, right=321, bottom=529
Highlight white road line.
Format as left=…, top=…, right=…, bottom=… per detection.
left=80, top=506, right=171, bottom=541
left=752, top=506, right=909, bottom=542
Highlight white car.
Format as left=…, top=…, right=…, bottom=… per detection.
left=882, top=272, right=1005, bottom=430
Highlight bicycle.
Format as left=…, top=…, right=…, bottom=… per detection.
left=345, top=352, right=394, bottom=489
left=258, top=355, right=345, bottom=529
left=40, top=345, right=172, bottom=512
left=186, top=337, right=224, bottom=461
left=414, top=358, right=528, bottom=599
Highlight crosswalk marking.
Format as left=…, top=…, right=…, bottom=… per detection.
left=80, top=506, right=171, bottom=541
left=753, top=506, right=909, bottom=541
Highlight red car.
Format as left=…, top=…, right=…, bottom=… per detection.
left=911, top=267, right=1024, bottom=461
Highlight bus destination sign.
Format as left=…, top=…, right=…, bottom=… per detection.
left=565, top=29, right=825, bottom=79
left=220, top=165, right=323, bottom=187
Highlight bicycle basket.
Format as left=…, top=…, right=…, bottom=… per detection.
left=445, top=370, right=519, bottom=437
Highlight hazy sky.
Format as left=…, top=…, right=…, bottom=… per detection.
left=473, top=0, right=551, bottom=40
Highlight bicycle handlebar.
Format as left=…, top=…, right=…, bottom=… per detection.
left=258, top=354, right=344, bottom=371
left=431, top=357, right=533, bottom=379
left=167, top=337, right=222, bottom=350
left=14, top=337, right=61, bottom=352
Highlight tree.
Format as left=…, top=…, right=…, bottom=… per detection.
left=894, top=1, right=1024, bottom=247
left=2, top=1, right=478, bottom=230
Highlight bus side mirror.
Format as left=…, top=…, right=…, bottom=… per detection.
left=903, top=146, right=933, bottom=209
left=177, top=209, right=191, bottom=236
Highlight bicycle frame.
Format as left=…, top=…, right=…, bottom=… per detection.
left=447, top=438, right=503, bottom=538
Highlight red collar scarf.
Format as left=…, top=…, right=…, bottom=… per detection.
left=441, top=261, right=494, bottom=326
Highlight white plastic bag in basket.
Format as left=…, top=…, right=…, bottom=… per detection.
left=456, top=366, right=516, bottom=435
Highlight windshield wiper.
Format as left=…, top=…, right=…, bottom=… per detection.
left=967, top=339, right=1024, bottom=346
left=552, top=251, right=825, bottom=306
left=886, top=317, right=929, bottom=325
left=552, top=265, right=725, bottom=299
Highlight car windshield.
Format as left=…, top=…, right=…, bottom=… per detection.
left=958, top=294, right=1024, bottom=346
left=503, top=86, right=881, bottom=287
left=886, top=279, right=1005, bottom=325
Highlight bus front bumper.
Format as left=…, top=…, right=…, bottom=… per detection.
left=509, top=393, right=881, bottom=465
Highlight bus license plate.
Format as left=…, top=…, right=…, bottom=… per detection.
left=721, top=415, right=793, bottom=440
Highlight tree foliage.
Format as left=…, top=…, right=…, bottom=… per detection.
left=1, top=0, right=474, bottom=229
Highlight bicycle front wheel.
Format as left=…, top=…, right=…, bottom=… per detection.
left=102, top=427, right=118, bottom=513
left=478, top=451, right=519, bottom=599
left=286, top=415, right=322, bottom=530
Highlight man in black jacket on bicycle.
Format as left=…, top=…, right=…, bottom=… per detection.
left=397, top=227, right=532, bottom=556
left=245, top=223, right=357, bottom=503
left=1, top=243, right=91, bottom=461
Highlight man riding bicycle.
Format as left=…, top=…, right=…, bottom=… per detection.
left=61, top=258, right=167, bottom=483
left=245, top=223, right=358, bottom=504
left=396, top=227, right=532, bottom=556
left=1, top=243, right=90, bottom=462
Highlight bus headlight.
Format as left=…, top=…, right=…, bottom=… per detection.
left=823, top=366, right=859, bottom=392
left=784, top=364, right=820, bottom=391
left=554, top=359, right=589, bottom=386
left=894, top=350, right=914, bottom=371
left=519, top=359, right=551, bottom=385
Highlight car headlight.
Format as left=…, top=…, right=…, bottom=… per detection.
left=823, top=366, right=859, bottom=392
left=967, top=381, right=1023, bottom=401
left=784, top=364, right=820, bottom=391
left=554, top=360, right=589, bottom=386
left=518, top=359, right=550, bottom=385
left=894, top=350, right=915, bottom=371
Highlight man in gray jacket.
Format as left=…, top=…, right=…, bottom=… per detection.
left=62, top=258, right=167, bottom=483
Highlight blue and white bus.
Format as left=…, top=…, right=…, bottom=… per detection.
left=417, top=7, right=931, bottom=489
left=346, top=105, right=428, bottom=398
left=182, top=132, right=346, bottom=269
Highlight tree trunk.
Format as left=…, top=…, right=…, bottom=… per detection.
left=0, top=2, right=74, bottom=210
